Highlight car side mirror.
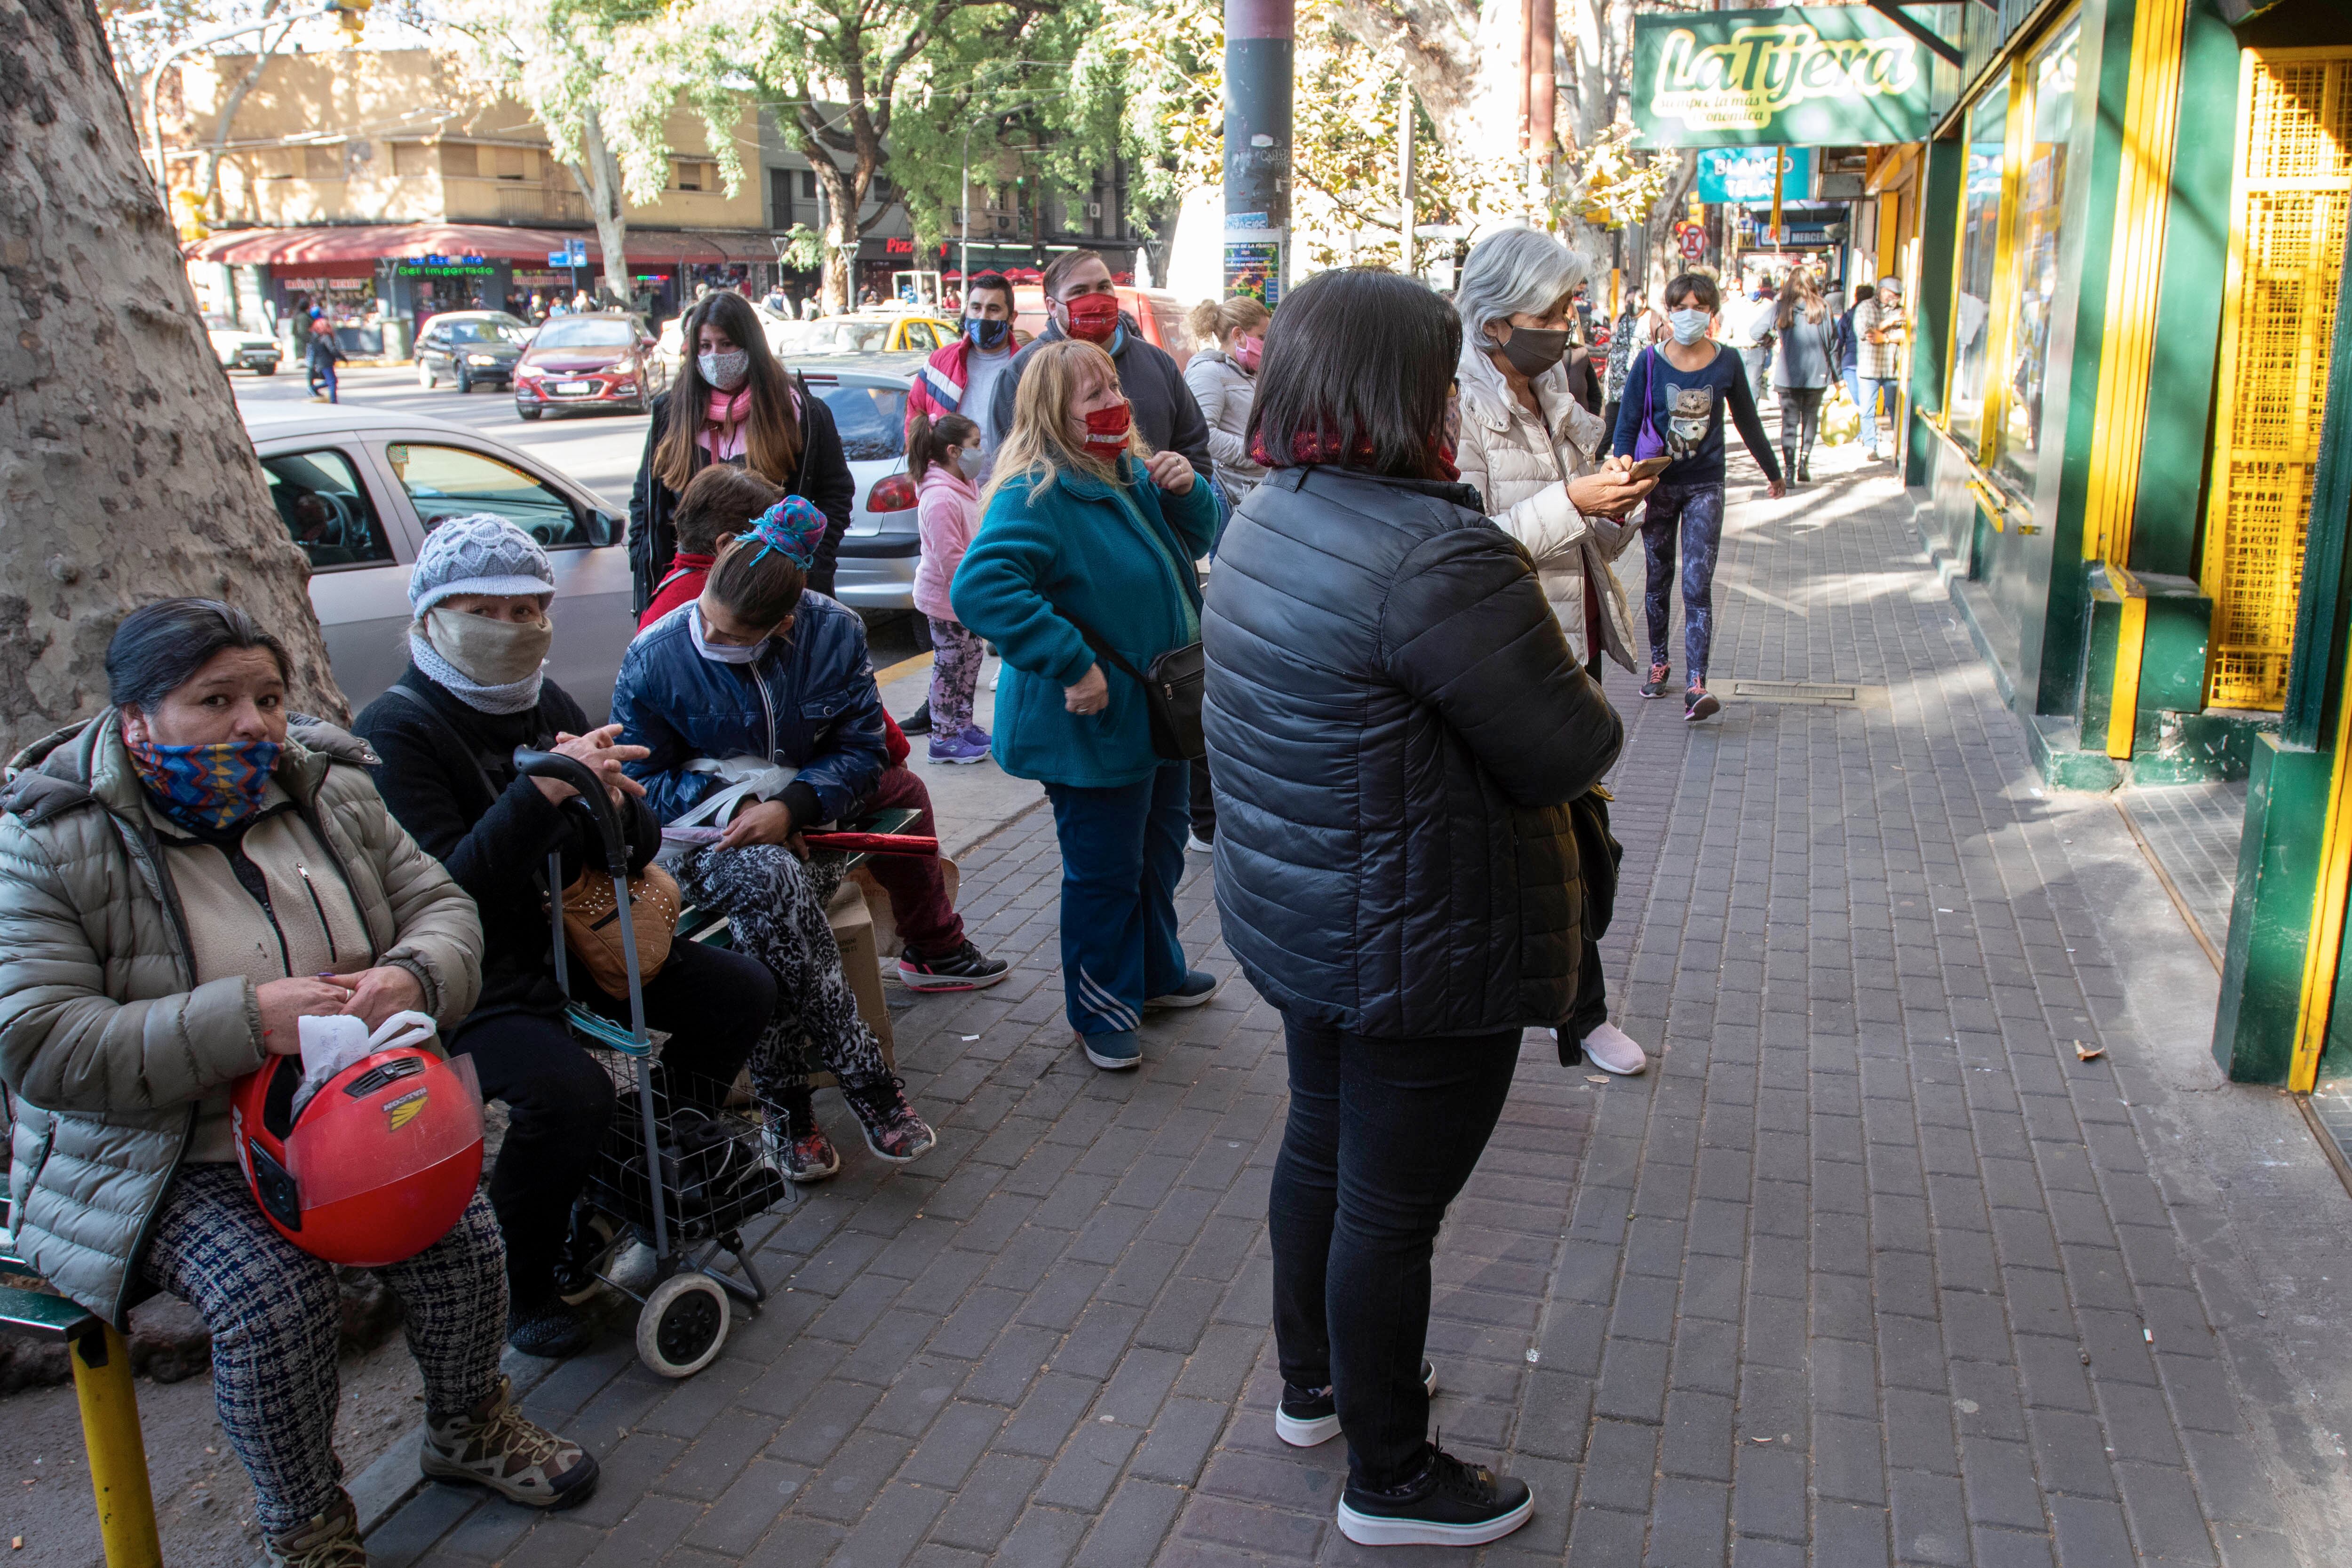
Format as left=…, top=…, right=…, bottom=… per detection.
left=584, top=508, right=620, bottom=546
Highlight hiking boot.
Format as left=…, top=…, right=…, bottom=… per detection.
left=1146, top=970, right=1221, bottom=1009
left=506, top=1296, right=593, bottom=1360
left=899, top=939, right=1010, bottom=992
left=421, top=1375, right=599, bottom=1510
left=927, top=726, right=991, bottom=765
left=1640, top=663, right=1676, bottom=700
left=1335, top=1442, right=1534, bottom=1548
left=840, top=1073, right=936, bottom=1163
left=263, top=1497, right=368, bottom=1568
left=763, top=1089, right=840, bottom=1183
left=1079, top=1029, right=1141, bottom=1070
left=1685, top=685, right=1721, bottom=722
left=1278, top=1361, right=1438, bottom=1448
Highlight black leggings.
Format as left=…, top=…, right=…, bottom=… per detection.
left=447, top=939, right=775, bottom=1309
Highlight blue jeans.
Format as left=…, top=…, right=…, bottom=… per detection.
left=1642, top=479, right=1727, bottom=684
left=1856, top=374, right=1896, bottom=452
left=1044, top=762, right=1191, bottom=1036
left=1269, top=1016, right=1521, bottom=1489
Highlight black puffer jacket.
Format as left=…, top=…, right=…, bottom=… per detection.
left=1202, top=465, right=1623, bottom=1039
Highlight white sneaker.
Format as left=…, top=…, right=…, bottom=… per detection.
left=1579, top=1022, right=1648, bottom=1075
left=987, top=669, right=999, bottom=691
left=1187, top=832, right=1213, bottom=853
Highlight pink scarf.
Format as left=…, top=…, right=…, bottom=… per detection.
left=704, top=387, right=751, bottom=462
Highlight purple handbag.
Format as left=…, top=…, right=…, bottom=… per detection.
left=1628, top=348, right=1668, bottom=462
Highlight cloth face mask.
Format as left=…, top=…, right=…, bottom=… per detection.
left=1496, top=325, right=1572, bottom=379
left=1064, top=293, right=1120, bottom=345
left=126, top=731, right=281, bottom=833
left=698, top=350, right=751, bottom=391
left=964, top=317, right=1011, bottom=351
left=425, top=607, right=552, bottom=686
left=1081, top=401, right=1133, bottom=453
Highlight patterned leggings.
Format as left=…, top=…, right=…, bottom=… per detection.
left=1641, top=479, right=1728, bottom=684
left=141, top=1163, right=507, bottom=1536
left=675, top=844, right=888, bottom=1100
left=928, top=617, right=985, bottom=735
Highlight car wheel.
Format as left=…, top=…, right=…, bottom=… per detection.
left=254, top=363, right=277, bottom=376
left=417, top=360, right=436, bottom=389
left=456, top=368, right=473, bottom=395
left=517, top=404, right=542, bottom=420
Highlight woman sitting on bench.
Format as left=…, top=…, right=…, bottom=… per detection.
left=613, top=500, right=983, bottom=1181
left=357, top=515, right=775, bottom=1360
left=0, top=598, right=597, bottom=1567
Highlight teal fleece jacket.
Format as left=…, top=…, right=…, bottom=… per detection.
left=950, top=455, right=1219, bottom=788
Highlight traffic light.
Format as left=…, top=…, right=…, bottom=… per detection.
left=329, top=0, right=370, bottom=39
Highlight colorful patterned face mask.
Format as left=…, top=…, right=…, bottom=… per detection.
left=125, top=729, right=281, bottom=833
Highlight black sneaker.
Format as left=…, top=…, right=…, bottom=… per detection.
left=1336, top=1443, right=1534, bottom=1548
left=507, top=1296, right=593, bottom=1360
left=898, top=940, right=1011, bottom=992
left=1640, top=663, right=1676, bottom=700
left=1685, top=685, right=1721, bottom=722
left=900, top=700, right=933, bottom=735
left=1277, top=1361, right=1438, bottom=1448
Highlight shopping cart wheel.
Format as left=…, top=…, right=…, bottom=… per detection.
left=637, top=1273, right=729, bottom=1378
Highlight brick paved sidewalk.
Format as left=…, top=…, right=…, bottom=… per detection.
left=370, top=459, right=2352, bottom=1567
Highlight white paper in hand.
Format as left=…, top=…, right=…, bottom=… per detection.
left=293, top=1011, right=442, bottom=1115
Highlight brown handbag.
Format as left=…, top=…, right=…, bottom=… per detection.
left=558, top=862, right=682, bottom=998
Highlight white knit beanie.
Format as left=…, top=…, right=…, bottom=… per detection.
left=407, top=513, right=556, bottom=615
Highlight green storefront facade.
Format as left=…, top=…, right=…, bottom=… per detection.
left=1897, top=0, right=2352, bottom=1091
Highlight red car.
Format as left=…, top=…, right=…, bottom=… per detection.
left=513, top=312, right=667, bottom=419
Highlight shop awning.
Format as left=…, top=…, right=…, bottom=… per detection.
left=186, top=223, right=596, bottom=266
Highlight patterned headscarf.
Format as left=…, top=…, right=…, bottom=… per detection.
left=124, top=728, right=281, bottom=834
left=742, top=496, right=827, bottom=570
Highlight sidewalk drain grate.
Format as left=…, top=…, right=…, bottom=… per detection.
left=1732, top=680, right=1861, bottom=705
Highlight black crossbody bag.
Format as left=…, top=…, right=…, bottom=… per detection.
left=1065, top=618, right=1206, bottom=762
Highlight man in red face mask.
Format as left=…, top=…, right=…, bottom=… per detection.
left=988, top=249, right=1215, bottom=492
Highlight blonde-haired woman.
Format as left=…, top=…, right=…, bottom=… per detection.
left=951, top=339, right=1223, bottom=1072
left=1183, top=294, right=1272, bottom=506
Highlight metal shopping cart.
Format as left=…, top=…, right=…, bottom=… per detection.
left=513, top=747, right=787, bottom=1379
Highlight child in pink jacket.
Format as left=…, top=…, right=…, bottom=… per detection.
left=910, top=414, right=990, bottom=764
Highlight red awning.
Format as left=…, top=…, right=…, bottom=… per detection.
left=186, top=223, right=595, bottom=266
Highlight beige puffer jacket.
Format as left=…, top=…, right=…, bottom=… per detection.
left=0, top=714, right=482, bottom=1326
left=1453, top=342, right=1641, bottom=672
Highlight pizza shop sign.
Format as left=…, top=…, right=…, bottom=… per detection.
left=1631, top=5, right=1935, bottom=148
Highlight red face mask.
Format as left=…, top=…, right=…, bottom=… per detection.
left=1081, top=401, right=1133, bottom=453
left=1064, top=292, right=1120, bottom=344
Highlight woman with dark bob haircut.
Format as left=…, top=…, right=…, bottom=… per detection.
left=0, top=599, right=597, bottom=1566
left=1202, top=269, right=1623, bottom=1549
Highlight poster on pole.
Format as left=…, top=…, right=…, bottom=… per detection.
left=1631, top=6, right=1935, bottom=148
left=1224, top=239, right=1283, bottom=307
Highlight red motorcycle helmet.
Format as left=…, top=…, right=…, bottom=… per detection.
left=231, top=1030, right=485, bottom=1268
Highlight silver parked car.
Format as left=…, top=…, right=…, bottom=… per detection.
left=241, top=404, right=636, bottom=720
left=799, top=366, right=920, bottom=613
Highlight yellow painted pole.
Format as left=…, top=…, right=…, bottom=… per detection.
left=71, top=1323, right=161, bottom=1568
left=2106, top=592, right=2148, bottom=760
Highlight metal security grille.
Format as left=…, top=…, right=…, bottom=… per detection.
left=2202, top=50, right=2352, bottom=710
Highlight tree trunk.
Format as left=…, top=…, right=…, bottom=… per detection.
left=811, top=159, right=856, bottom=312
left=0, top=0, right=345, bottom=755
left=574, top=109, right=633, bottom=308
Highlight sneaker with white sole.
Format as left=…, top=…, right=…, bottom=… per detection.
left=898, top=940, right=1010, bottom=992
left=1277, top=1361, right=1438, bottom=1448
left=1335, top=1443, right=1534, bottom=1548
left=840, top=1073, right=936, bottom=1163
left=762, top=1090, right=840, bottom=1183
left=1580, top=1021, right=1648, bottom=1075
left=1145, top=970, right=1221, bottom=1008
left=927, top=727, right=991, bottom=765
left=1186, top=831, right=1214, bottom=853
left=1079, top=1029, right=1141, bottom=1070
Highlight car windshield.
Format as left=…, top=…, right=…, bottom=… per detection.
left=810, top=382, right=908, bottom=461
left=203, top=312, right=238, bottom=331
left=774, top=319, right=894, bottom=355
left=533, top=317, right=636, bottom=348
left=443, top=318, right=527, bottom=344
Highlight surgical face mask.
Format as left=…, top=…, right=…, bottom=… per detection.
left=698, top=349, right=750, bottom=391
left=1668, top=309, right=1710, bottom=346
left=1495, top=324, right=1572, bottom=379
left=691, top=604, right=769, bottom=666
left=424, top=607, right=553, bottom=685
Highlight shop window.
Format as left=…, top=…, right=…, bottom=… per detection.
left=391, top=141, right=431, bottom=178
left=1944, top=88, right=2010, bottom=456
left=261, top=449, right=392, bottom=571
left=1994, top=20, right=2080, bottom=499
left=2201, top=48, right=2352, bottom=711
left=387, top=443, right=593, bottom=549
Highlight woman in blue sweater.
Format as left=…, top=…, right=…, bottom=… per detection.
left=1612, top=271, right=1786, bottom=721
left=952, top=339, right=1223, bottom=1070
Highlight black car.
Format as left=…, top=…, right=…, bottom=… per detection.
left=415, top=310, right=531, bottom=393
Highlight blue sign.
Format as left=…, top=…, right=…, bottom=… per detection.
left=566, top=239, right=589, bottom=266
left=548, top=250, right=570, bottom=268
left=1693, top=146, right=1813, bottom=205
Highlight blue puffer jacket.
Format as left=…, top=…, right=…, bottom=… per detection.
left=611, top=592, right=888, bottom=824
left=951, top=455, right=1220, bottom=788
left=1203, top=465, right=1623, bottom=1039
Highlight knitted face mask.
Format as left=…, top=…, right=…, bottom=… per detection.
left=423, top=607, right=553, bottom=686
left=125, top=728, right=281, bottom=833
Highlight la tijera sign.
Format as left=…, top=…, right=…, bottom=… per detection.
left=1631, top=5, right=1936, bottom=149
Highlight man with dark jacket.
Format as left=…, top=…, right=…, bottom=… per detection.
left=987, top=250, right=1213, bottom=484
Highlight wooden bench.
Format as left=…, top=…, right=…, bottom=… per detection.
left=0, top=1253, right=160, bottom=1566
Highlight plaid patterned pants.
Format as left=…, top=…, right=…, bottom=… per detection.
left=141, top=1163, right=508, bottom=1535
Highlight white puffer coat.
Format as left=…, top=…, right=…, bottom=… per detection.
left=1183, top=347, right=1267, bottom=506
left=1452, top=342, right=1640, bottom=672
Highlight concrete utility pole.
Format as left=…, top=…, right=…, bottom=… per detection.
left=1222, top=0, right=1293, bottom=305
left=1398, top=72, right=1415, bottom=279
